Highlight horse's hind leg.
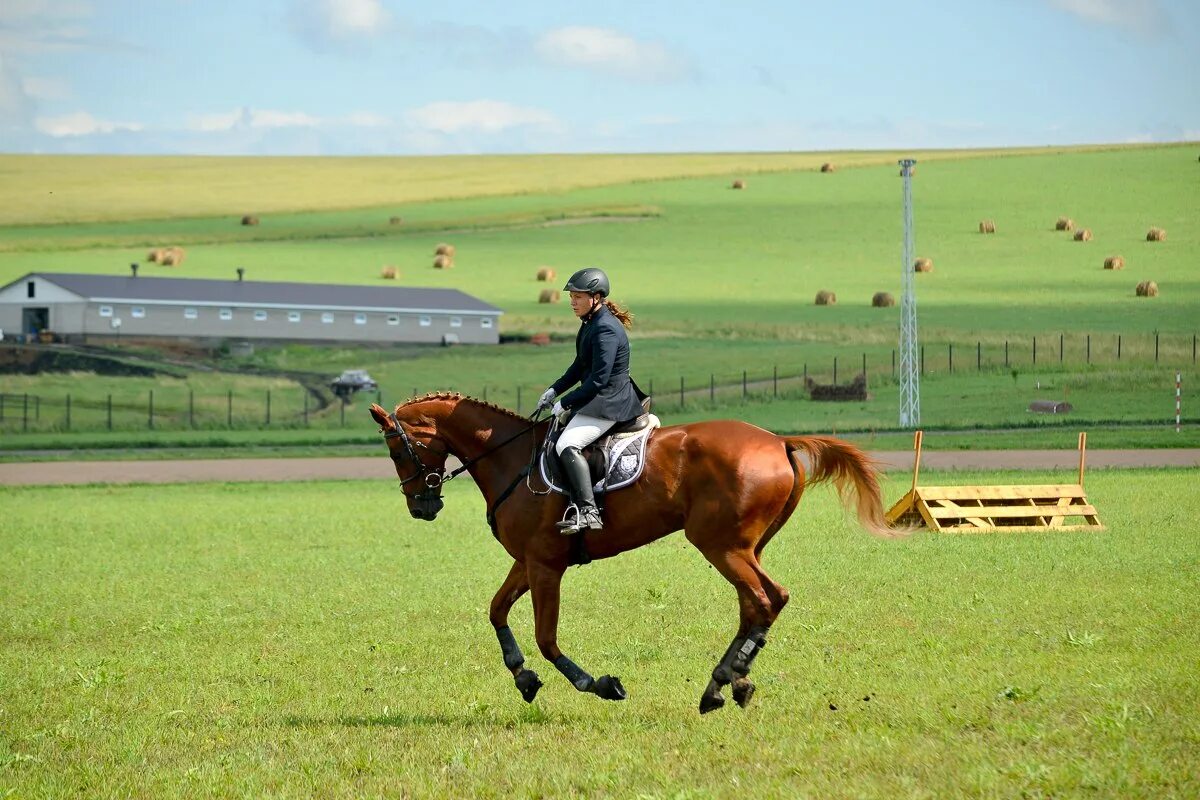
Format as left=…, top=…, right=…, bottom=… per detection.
left=490, top=561, right=542, bottom=702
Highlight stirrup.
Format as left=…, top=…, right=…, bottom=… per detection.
left=557, top=504, right=603, bottom=535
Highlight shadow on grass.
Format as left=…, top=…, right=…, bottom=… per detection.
left=281, top=705, right=557, bottom=729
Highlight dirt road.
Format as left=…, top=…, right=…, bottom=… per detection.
left=1, top=449, right=1196, bottom=486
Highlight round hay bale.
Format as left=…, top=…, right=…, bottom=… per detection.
left=979, top=220, right=996, bottom=234
left=814, top=290, right=837, bottom=306
left=380, top=265, right=399, bottom=280
left=1136, top=280, right=1159, bottom=298
left=914, top=257, right=934, bottom=273
left=147, top=248, right=164, bottom=263
left=1146, top=227, right=1166, bottom=242
left=871, top=291, right=896, bottom=307
left=241, top=215, right=259, bottom=226
left=536, top=267, right=557, bottom=282
left=1103, top=255, right=1124, bottom=270
left=389, top=216, right=403, bottom=225
left=433, top=255, right=453, bottom=269
left=731, top=179, right=746, bottom=189
left=435, top=243, right=455, bottom=257
left=530, top=332, right=551, bottom=346
left=159, top=246, right=186, bottom=267
left=1073, top=228, right=1092, bottom=242
left=1055, top=217, right=1075, bottom=231
left=820, top=162, right=835, bottom=173
left=538, top=289, right=560, bottom=304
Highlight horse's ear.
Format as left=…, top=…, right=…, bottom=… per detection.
left=369, top=403, right=394, bottom=431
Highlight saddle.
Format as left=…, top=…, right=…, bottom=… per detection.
left=539, top=404, right=660, bottom=496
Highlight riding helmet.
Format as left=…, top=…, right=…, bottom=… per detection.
left=563, top=267, right=610, bottom=298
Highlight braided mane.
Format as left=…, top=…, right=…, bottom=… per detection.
left=395, top=391, right=529, bottom=423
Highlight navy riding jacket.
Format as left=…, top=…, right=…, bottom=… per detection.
left=551, top=303, right=645, bottom=421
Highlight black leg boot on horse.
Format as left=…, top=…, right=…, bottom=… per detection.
left=556, top=446, right=603, bottom=535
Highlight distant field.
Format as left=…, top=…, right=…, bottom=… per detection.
left=2, top=473, right=1197, bottom=798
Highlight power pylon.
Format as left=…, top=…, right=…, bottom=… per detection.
left=898, top=158, right=920, bottom=428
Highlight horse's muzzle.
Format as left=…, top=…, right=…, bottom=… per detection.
left=410, top=495, right=444, bottom=521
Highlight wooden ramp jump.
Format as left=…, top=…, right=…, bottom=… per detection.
left=885, top=431, right=1104, bottom=533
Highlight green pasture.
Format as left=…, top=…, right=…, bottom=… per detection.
left=2, top=472, right=1198, bottom=798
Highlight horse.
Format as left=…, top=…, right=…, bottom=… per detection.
left=369, top=393, right=900, bottom=714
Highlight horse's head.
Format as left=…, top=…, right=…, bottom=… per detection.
left=370, top=402, right=449, bottom=521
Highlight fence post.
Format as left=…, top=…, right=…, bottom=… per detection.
left=66, top=394, right=71, bottom=430
left=22, top=393, right=28, bottom=432
left=1033, top=336, right=1037, bottom=365
left=949, top=343, right=953, bottom=374
left=1087, top=334, right=1091, bottom=364
left=0, top=393, right=4, bottom=421
left=149, top=390, right=154, bottom=430
left=266, top=390, right=271, bottom=426
left=227, top=390, right=233, bottom=428
left=710, top=374, right=714, bottom=403
left=1117, top=334, right=1121, bottom=360
left=679, top=376, right=684, bottom=408
left=833, top=357, right=838, bottom=385
left=892, top=349, right=895, bottom=378
left=189, top=389, right=194, bottom=428
left=1155, top=333, right=1159, bottom=363
left=1005, top=340, right=1009, bottom=367
left=1194, top=334, right=1197, bottom=364
left=773, top=365, right=778, bottom=397
left=107, top=394, right=112, bottom=431
left=861, top=353, right=866, bottom=380
left=803, top=363, right=807, bottom=383
left=35, top=395, right=39, bottom=421
left=977, top=342, right=981, bottom=371
left=920, top=346, right=925, bottom=376
left=1060, top=332, right=1064, bottom=363
left=742, top=371, right=747, bottom=400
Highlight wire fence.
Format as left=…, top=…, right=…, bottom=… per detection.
left=1, top=332, right=1195, bottom=433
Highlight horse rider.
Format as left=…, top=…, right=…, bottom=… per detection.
left=535, top=268, right=645, bottom=534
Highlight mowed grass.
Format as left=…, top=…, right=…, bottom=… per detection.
left=2, top=472, right=1198, bottom=798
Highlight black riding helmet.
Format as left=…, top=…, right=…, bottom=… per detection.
left=563, top=267, right=610, bottom=298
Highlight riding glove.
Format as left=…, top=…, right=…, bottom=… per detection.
left=551, top=400, right=570, bottom=423
left=536, top=388, right=556, bottom=411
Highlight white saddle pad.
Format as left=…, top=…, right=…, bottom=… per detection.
left=540, top=415, right=660, bottom=496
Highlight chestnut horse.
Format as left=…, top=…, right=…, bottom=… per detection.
left=370, top=393, right=898, bottom=714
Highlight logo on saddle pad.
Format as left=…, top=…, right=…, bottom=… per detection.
left=540, top=415, right=661, bottom=496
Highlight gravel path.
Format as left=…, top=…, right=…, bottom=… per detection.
left=1, top=450, right=1196, bottom=486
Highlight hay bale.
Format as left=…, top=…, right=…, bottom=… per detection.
left=389, top=216, right=403, bottom=225
left=871, top=292, right=896, bottom=307
left=435, top=243, right=456, bottom=257
left=820, top=162, right=835, bottom=173
left=814, top=290, right=837, bottom=306
left=160, top=246, right=185, bottom=267
left=241, top=215, right=259, bottom=226
left=380, top=265, right=398, bottom=280
left=530, top=332, right=551, bottom=346
left=731, top=179, right=746, bottom=189
left=1136, top=280, right=1159, bottom=297
left=433, top=255, right=453, bottom=269
left=1103, top=256, right=1124, bottom=270
left=1073, top=228, right=1092, bottom=242
left=1055, top=217, right=1075, bottom=231
left=914, top=257, right=934, bottom=273
left=147, top=248, right=164, bottom=263
left=979, top=220, right=996, bottom=234
left=538, top=289, right=560, bottom=304
left=1146, top=227, right=1166, bottom=242
left=536, top=267, right=556, bottom=282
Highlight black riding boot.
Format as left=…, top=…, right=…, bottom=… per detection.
left=556, top=446, right=603, bottom=534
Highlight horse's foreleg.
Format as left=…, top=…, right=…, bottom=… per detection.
left=490, top=561, right=542, bottom=702
left=528, top=560, right=627, bottom=702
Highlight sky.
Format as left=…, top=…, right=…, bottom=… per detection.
left=1, top=0, right=1198, bottom=155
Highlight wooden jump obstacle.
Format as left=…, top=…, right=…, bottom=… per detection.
left=885, top=431, right=1104, bottom=533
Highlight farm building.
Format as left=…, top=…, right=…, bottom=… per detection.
left=0, top=270, right=502, bottom=345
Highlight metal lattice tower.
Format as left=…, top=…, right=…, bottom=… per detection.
left=898, top=158, right=920, bottom=428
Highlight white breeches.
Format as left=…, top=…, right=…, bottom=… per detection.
left=555, top=413, right=616, bottom=455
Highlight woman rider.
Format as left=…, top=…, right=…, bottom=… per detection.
left=535, top=268, right=645, bottom=534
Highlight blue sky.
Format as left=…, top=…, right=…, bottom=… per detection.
left=1, top=0, right=1197, bottom=155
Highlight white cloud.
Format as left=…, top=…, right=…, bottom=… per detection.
left=35, top=111, right=141, bottom=137
left=406, top=100, right=561, bottom=135
left=288, top=0, right=393, bottom=51
left=20, top=75, right=70, bottom=100
left=535, top=26, right=689, bottom=82
left=1047, top=0, right=1169, bottom=36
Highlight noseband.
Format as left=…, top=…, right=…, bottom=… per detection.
left=384, top=413, right=448, bottom=498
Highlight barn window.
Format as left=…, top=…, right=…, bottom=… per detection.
left=27, top=281, right=35, bottom=298
left=254, top=310, right=268, bottom=321
left=419, top=315, right=431, bottom=327
left=450, top=316, right=462, bottom=328
left=131, top=306, right=146, bottom=319
left=386, top=315, right=400, bottom=326
left=480, top=317, right=493, bottom=329
left=99, top=306, right=113, bottom=318
left=288, top=311, right=301, bottom=323
left=184, top=308, right=198, bottom=320
left=321, top=312, right=334, bottom=324
left=354, top=313, right=367, bottom=325
left=219, top=308, right=233, bottom=321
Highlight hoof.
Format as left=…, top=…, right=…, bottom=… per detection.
left=593, top=675, right=627, bottom=701
left=515, top=669, right=543, bottom=703
left=699, top=688, right=726, bottom=715
left=732, top=677, right=756, bottom=708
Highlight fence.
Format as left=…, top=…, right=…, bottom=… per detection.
left=1, top=332, right=1195, bottom=433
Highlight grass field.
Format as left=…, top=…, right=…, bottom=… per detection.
left=2, top=471, right=1198, bottom=798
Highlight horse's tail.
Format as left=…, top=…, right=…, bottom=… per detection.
left=782, top=436, right=905, bottom=539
